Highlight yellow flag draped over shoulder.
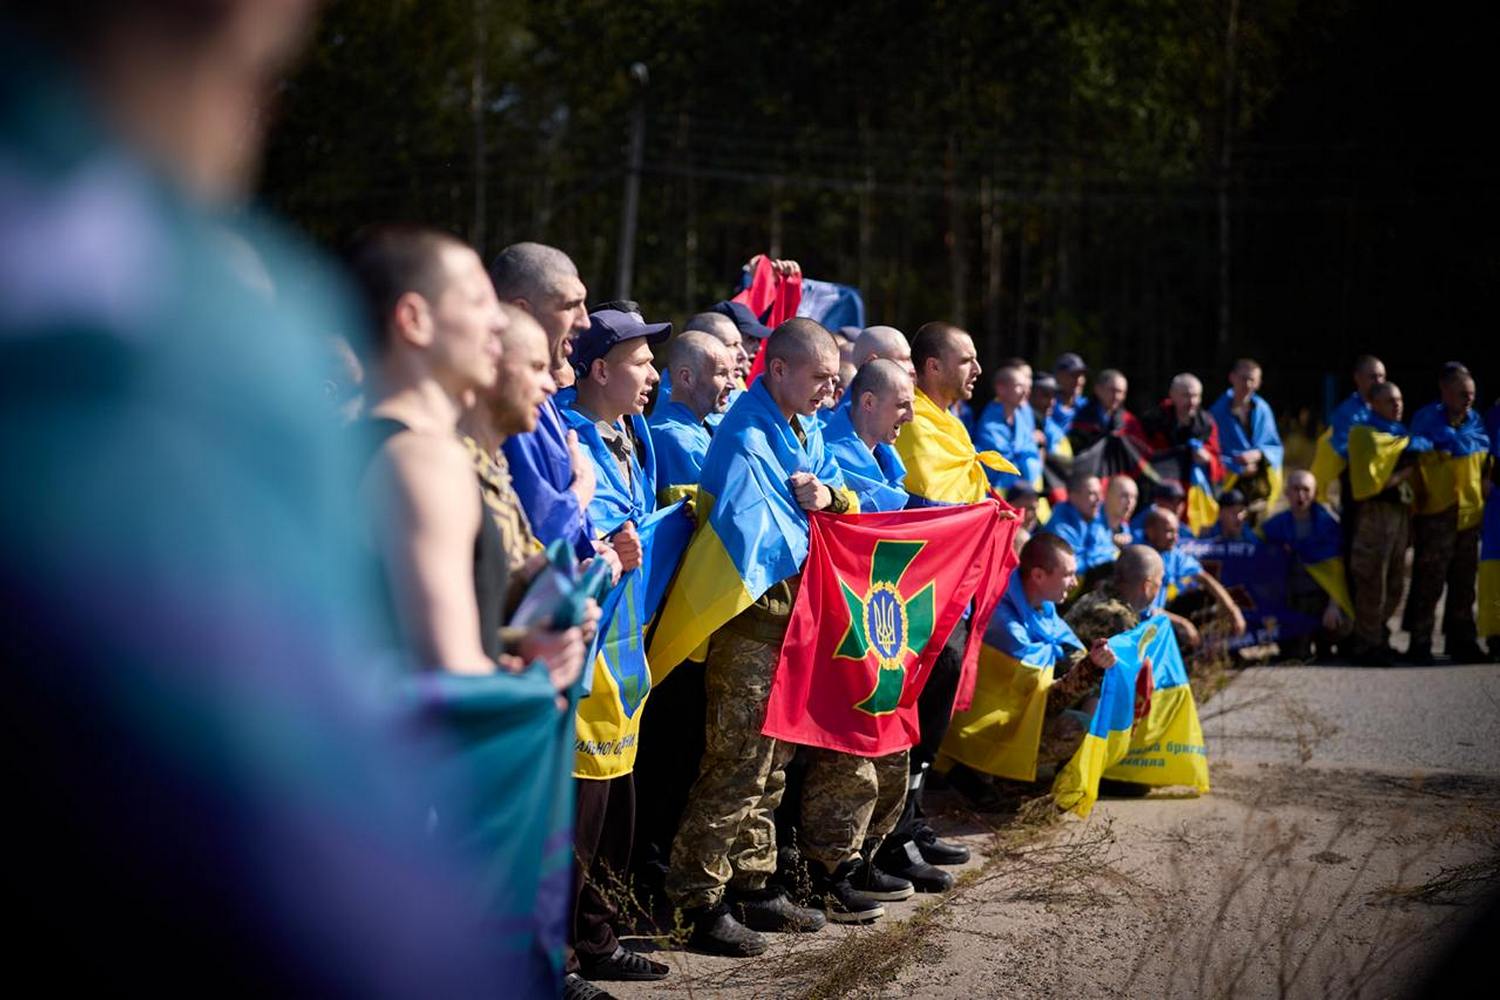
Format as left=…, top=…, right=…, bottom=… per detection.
left=897, top=389, right=1018, bottom=504
left=1410, top=402, right=1490, bottom=530
left=940, top=574, right=1081, bottom=781
left=1309, top=427, right=1344, bottom=504
left=1053, top=617, right=1210, bottom=817
left=1347, top=418, right=1420, bottom=501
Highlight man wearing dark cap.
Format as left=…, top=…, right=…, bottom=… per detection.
left=556, top=308, right=673, bottom=990
left=1052, top=353, right=1089, bottom=433
left=1202, top=488, right=1255, bottom=544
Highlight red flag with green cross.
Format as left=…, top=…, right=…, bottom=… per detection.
left=762, top=502, right=1018, bottom=756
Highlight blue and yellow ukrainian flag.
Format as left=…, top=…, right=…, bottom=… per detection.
left=647, top=379, right=856, bottom=681
left=1260, top=503, right=1354, bottom=619
left=1184, top=464, right=1221, bottom=536
left=940, top=575, right=1083, bottom=782
left=1309, top=393, right=1367, bottom=503
left=1411, top=401, right=1489, bottom=531
left=1481, top=495, right=1500, bottom=641
left=1053, top=617, right=1210, bottom=817
left=1347, top=413, right=1432, bottom=501
left=896, top=389, right=1018, bottom=505
left=1211, top=390, right=1285, bottom=505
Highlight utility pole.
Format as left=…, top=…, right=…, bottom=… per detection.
left=615, top=62, right=649, bottom=301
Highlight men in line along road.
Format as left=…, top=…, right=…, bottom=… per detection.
left=556, top=309, right=675, bottom=989
left=1310, top=354, right=1388, bottom=506
left=1345, top=382, right=1432, bottom=666
left=1404, top=363, right=1489, bottom=663
left=795, top=359, right=928, bottom=921
left=884, top=322, right=1019, bottom=888
left=657, top=319, right=855, bottom=956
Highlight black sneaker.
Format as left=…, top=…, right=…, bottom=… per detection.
left=685, top=905, right=767, bottom=957
left=1399, top=642, right=1437, bottom=666
left=877, top=839, right=954, bottom=893
left=729, top=887, right=827, bottom=933
left=914, top=824, right=970, bottom=866
left=564, top=973, right=617, bottom=1000
left=1445, top=640, right=1486, bottom=663
left=849, top=858, right=914, bottom=901
left=578, top=944, right=669, bottom=982
left=813, top=863, right=885, bottom=924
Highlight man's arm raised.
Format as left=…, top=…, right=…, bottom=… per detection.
left=371, top=434, right=495, bottom=674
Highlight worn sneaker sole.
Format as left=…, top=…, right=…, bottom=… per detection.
left=824, top=903, right=885, bottom=924
left=858, top=884, right=915, bottom=902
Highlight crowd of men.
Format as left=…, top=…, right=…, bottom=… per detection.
left=4, top=7, right=1495, bottom=998
left=331, top=221, right=1496, bottom=999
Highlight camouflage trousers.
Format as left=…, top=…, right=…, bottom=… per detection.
left=1348, top=499, right=1409, bottom=650
left=666, top=628, right=795, bottom=911
left=799, top=747, right=909, bottom=873
left=1403, top=510, right=1479, bottom=647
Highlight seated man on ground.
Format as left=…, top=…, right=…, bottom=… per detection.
left=942, top=535, right=1118, bottom=807
left=1260, top=470, right=1352, bottom=662
left=1142, top=507, right=1247, bottom=651
left=1103, top=476, right=1140, bottom=550
left=1201, top=488, right=1255, bottom=544
left=1039, top=471, right=1118, bottom=588
left=1131, top=480, right=1195, bottom=541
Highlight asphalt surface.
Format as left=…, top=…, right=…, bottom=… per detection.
left=1204, top=663, right=1500, bottom=774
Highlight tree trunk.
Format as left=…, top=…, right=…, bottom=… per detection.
left=1216, top=0, right=1241, bottom=366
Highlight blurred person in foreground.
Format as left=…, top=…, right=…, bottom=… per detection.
left=0, top=3, right=508, bottom=993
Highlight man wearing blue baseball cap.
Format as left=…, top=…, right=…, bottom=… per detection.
left=556, top=307, right=673, bottom=991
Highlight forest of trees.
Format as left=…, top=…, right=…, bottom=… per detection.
left=261, top=0, right=1495, bottom=422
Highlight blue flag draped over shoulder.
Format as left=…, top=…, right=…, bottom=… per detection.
left=823, top=406, right=910, bottom=513
left=558, top=392, right=692, bottom=777
left=1211, top=390, right=1285, bottom=501
left=647, top=399, right=713, bottom=505
left=647, top=379, right=856, bottom=680
left=405, top=664, right=576, bottom=995
left=1053, top=617, right=1210, bottom=817
left=1261, top=503, right=1354, bottom=618
left=973, top=401, right=1041, bottom=491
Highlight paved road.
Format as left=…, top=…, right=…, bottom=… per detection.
left=1205, top=664, right=1500, bottom=774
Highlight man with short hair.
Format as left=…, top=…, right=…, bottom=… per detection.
left=1052, top=352, right=1089, bottom=433
left=883, top=322, right=1016, bottom=887
left=1007, top=482, right=1041, bottom=535
left=800, top=358, right=931, bottom=917
left=1261, top=470, right=1352, bottom=662
left=1142, top=508, right=1247, bottom=643
left=663, top=318, right=852, bottom=956
left=683, top=311, right=751, bottom=386
left=974, top=363, right=1040, bottom=492
left=1404, top=364, right=1489, bottom=663
left=1068, top=368, right=1144, bottom=453
left=1345, top=381, right=1430, bottom=665
left=1040, top=473, right=1118, bottom=577
left=1211, top=358, right=1285, bottom=510
left=1202, top=488, right=1254, bottom=544
left=1067, top=544, right=1168, bottom=647
left=1142, top=372, right=1225, bottom=486
left=1310, top=355, right=1388, bottom=505
left=851, top=325, right=916, bottom=379
left=1131, top=481, right=1194, bottom=541
left=556, top=308, right=674, bottom=988
left=1103, top=476, right=1140, bottom=550
left=943, top=535, right=1118, bottom=799
left=491, top=243, right=602, bottom=560
left=649, top=331, right=734, bottom=502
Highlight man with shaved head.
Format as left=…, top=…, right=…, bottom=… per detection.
left=1143, top=372, right=1225, bottom=487
left=1262, top=470, right=1352, bottom=662
left=1405, top=364, right=1487, bottom=663
left=1310, top=354, right=1389, bottom=506
left=850, top=325, right=915, bottom=378
left=661, top=317, right=854, bottom=953
left=684, top=311, right=751, bottom=387
left=490, top=242, right=604, bottom=563
left=1068, top=368, right=1145, bottom=453
left=649, top=331, right=735, bottom=500
left=974, top=363, right=1040, bottom=493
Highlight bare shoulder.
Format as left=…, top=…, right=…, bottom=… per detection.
left=363, top=431, right=478, bottom=522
